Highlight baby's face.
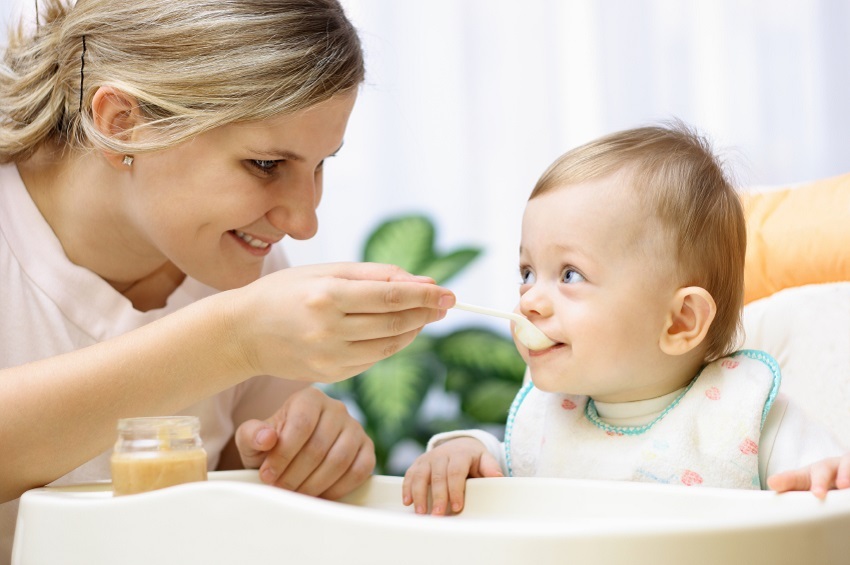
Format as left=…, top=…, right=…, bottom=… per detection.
left=516, top=173, right=686, bottom=403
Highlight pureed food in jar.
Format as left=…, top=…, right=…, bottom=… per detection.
left=111, top=416, right=208, bottom=496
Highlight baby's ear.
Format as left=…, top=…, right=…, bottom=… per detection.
left=659, top=287, right=716, bottom=356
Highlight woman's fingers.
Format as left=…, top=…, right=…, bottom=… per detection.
left=326, top=278, right=455, bottom=314
left=318, top=443, right=376, bottom=500
left=234, top=419, right=279, bottom=469
left=314, top=261, right=434, bottom=285
left=257, top=399, right=322, bottom=485
left=256, top=388, right=376, bottom=501
left=335, top=309, right=447, bottom=341
left=293, top=424, right=375, bottom=498
left=265, top=408, right=344, bottom=491
left=234, top=262, right=455, bottom=382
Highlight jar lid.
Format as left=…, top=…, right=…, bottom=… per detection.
left=116, top=416, right=200, bottom=442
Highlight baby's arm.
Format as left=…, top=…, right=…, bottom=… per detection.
left=767, top=455, right=850, bottom=499
left=762, top=393, right=849, bottom=498
left=402, top=437, right=503, bottom=515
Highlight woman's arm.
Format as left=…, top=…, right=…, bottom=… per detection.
left=0, top=291, right=245, bottom=502
left=0, top=262, right=453, bottom=502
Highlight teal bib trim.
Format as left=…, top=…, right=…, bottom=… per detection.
left=584, top=349, right=781, bottom=435
left=584, top=369, right=701, bottom=436
left=730, top=349, right=782, bottom=430
left=503, top=349, right=781, bottom=477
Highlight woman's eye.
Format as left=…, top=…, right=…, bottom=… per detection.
left=562, top=268, right=585, bottom=284
left=519, top=268, right=536, bottom=285
left=250, top=159, right=280, bottom=174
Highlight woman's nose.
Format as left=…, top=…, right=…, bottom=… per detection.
left=266, top=174, right=321, bottom=240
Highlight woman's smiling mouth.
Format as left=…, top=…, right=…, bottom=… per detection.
left=231, top=230, right=270, bottom=249
left=229, top=230, right=275, bottom=255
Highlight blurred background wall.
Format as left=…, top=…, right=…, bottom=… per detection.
left=3, top=0, right=848, bottom=330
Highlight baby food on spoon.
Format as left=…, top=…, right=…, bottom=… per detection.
left=453, top=302, right=557, bottom=350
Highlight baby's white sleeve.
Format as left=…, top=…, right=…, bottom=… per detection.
left=426, top=430, right=508, bottom=475
left=759, top=392, right=846, bottom=487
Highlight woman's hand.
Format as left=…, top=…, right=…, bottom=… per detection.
left=227, top=262, right=455, bottom=383
left=234, top=386, right=376, bottom=500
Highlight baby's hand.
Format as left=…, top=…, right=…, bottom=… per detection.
left=767, top=454, right=850, bottom=499
left=234, top=386, right=375, bottom=500
left=402, top=437, right=503, bottom=515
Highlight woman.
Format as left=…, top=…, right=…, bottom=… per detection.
left=0, top=0, right=454, bottom=560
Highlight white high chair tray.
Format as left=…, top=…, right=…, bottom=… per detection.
left=13, top=470, right=850, bottom=565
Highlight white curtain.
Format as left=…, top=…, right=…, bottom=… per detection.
left=314, top=0, right=850, bottom=324
left=3, top=0, right=848, bottom=326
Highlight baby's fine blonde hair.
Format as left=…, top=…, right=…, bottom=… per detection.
left=530, top=121, right=745, bottom=362
left=0, top=0, right=365, bottom=162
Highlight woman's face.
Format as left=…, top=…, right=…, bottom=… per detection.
left=125, top=90, right=357, bottom=291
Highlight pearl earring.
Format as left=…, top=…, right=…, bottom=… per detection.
left=122, top=155, right=134, bottom=166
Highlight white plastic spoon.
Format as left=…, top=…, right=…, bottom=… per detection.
left=453, top=302, right=557, bottom=351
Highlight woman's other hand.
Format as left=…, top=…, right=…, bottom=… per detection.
left=234, top=386, right=375, bottom=500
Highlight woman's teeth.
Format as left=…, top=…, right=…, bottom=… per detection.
left=233, top=230, right=270, bottom=249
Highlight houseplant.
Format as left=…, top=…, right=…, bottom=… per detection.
left=326, top=215, right=527, bottom=475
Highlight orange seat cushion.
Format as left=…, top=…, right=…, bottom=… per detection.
left=743, top=173, right=850, bottom=304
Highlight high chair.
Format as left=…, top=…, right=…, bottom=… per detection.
left=13, top=173, right=850, bottom=565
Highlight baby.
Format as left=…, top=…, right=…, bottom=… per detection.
left=403, top=123, right=849, bottom=515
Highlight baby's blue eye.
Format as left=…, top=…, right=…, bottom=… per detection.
left=562, top=268, right=585, bottom=284
left=519, top=267, right=536, bottom=285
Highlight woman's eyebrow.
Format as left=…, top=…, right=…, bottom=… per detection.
left=245, top=148, right=305, bottom=161
left=246, top=142, right=345, bottom=161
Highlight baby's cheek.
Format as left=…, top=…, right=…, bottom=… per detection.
left=527, top=370, right=558, bottom=393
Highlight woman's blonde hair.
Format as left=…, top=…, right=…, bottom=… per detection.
left=530, top=121, right=745, bottom=362
left=0, top=0, right=364, bottom=162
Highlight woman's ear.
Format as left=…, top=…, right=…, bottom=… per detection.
left=90, top=86, right=142, bottom=170
left=659, top=286, right=716, bottom=356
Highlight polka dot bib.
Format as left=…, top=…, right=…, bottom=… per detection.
left=505, top=350, right=780, bottom=489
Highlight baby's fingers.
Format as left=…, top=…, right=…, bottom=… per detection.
left=834, top=455, right=850, bottom=490
left=446, top=457, right=472, bottom=514
left=426, top=459, right=452, bottom=516
left=809, top=459, right=840, bottom=499
left=767, top=468, right=811, bottom=493
left=403, top=459, right=438, bottom=515
left=767, top=457, right=846, bottom=499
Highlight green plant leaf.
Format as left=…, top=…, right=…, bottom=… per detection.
left=443, top=366, right=475, bottom=394
left=419, top=248, right=482, bottom=285
left=352, top=335, right=439, bottom=448
left=462, top=380, right=521, bottom=423
left=363, top=215, right=435, bottom=274
left=435, top=328, right=527, bottom=384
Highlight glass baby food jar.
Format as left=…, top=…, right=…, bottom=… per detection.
left=110, top=416, right=208, bottom=496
